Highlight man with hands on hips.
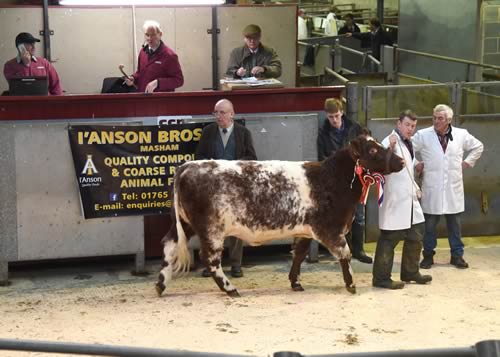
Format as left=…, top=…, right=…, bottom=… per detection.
left=413, top=104, right=483, bottom=270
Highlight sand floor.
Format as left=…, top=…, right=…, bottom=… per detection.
left=1, top=239, right=499, bottom=357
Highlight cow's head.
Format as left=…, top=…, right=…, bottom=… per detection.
left=350, top=134, right=404, bottom=175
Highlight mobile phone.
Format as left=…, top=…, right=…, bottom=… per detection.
left=17, top=44, right=27, bottom=54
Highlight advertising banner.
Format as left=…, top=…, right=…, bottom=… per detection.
left=68, top=124, right=204, bottom=218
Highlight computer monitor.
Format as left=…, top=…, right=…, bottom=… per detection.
left=8, top=76, right=49, bottom=96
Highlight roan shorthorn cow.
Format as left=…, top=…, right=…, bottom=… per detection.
left=156, top=134, right=404, bottom=297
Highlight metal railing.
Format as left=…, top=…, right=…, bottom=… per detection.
left=384, top=45, right=500, bottom=83
left=333, top=39, right=381, bottom=73
left=1, top=338, right=499, bottom=357
left=361, top=80, right=500, bottom=124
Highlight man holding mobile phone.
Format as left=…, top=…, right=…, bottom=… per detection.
left=3, top=32, right=62, bottom=95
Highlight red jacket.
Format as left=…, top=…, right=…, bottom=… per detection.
left=3, top=56, right=62, bottom=95
left=133, top=42, right=184, bottom=92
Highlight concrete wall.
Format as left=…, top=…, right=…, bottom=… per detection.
left=0, top=5, right=296, bottom=94
left=0, top=112, right=318, bottom=267
left=398, top=0, right=481, bottom=82
left=0, top=122, right=144, bottom=263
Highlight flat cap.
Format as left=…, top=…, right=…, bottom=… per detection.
left=242, top=24, right=262, bottom=38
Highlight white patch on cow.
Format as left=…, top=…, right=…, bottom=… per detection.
left=339, top=241, right=351, bottom=259
left=366, top=136, right=375, bottom=141
left=214, top=266, right=237, bottom=291
left=159, top=240, right=177, bottom=289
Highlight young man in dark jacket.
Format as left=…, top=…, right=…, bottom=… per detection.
left=317, top=98, right=372, bottom=264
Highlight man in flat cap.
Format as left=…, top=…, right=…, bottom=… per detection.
left=3, top=32, right=62, bottom=95
left=226, top=24, right=282, bottom=79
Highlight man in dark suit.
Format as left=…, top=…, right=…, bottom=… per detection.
left=346, top=17, right=393, bottom=60
left=338, top=13, right=361, bottom=35
left=196, top=99, right=257, bottom=277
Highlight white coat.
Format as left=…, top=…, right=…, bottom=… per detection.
left=323, top=12, right=338, bottom=36
left=298, top=16, right=308, bottom=40
left=379, top=131, right=425, bottom=230
left=412, top=126, right=483, bottom=215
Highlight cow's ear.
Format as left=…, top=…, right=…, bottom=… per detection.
left=350, top=137, right=362, bottom=159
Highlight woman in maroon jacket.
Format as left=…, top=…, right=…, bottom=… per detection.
left=125, top=20, right=184, bottom=93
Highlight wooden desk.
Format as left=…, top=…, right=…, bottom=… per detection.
left=0, top=87, right=343, bottom=121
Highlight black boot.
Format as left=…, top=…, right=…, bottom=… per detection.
left=401, top=234, right=432, bottom=284
left=420, top=251, right=435, bottom=269
left=351, top=223, right=372, bottom=264
left=372, top=230, right=403, bottom=289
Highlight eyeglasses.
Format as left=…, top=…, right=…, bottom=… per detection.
left=212, top=110, right=229, bottom=116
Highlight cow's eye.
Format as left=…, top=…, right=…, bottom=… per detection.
left=369, top=147, right=378, bottom=156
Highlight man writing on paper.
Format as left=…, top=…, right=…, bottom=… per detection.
left=226, top=24, right=282, bottom=79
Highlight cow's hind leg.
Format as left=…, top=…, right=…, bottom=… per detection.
left=200, top=238, right=240, bottom=298
left=155, top=239, right=177, bottom=296
left=289, top=238, right=311, bottom=291
left=155, top=220, right=194, bottom=297
left=322, top=234, right=356, bottom=294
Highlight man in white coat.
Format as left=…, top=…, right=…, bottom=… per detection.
left=298, top=9, right=308, bottom=40
left=373, top=110, right=432, bottom=289
left=413, top=104, right=483, bottom=270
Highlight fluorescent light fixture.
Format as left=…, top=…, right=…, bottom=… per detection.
left=59, top=0, right=225, bottom=5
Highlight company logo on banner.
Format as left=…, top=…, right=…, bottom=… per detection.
left=79, top=154, right=102, bottom=187
left=68, top=124, right=206, bottom=219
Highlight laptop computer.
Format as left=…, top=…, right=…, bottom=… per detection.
left=9, top=76, right=49, bottom=96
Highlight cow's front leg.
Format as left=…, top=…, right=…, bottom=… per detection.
left=200, top=238, right=240, bottom=298
left=289, top=238, right=311, bottom=291
left=323, top=235, right=356, bottom=294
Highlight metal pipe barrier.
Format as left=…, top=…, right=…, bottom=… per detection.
left=396, top=47, right=500, bottom=72
left=272, top=340, right=500, bottom=357
left=0, top=338, right=251, bottom=357
left=2, top=338, right=499, bottom=357
left=325, top=67, right=349, bottom=84
left=330, top=39, right=381, bottom=73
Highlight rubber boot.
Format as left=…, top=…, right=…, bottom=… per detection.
left=420, top=251, right=435, bottom=269
left=351, top=223, right=372, bottom=264
left=372, top=231, right=404, bottom=289
left=401, top=238, right=432, bottom=284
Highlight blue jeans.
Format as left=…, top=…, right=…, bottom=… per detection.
left=423, top=213, right=464, bottom=257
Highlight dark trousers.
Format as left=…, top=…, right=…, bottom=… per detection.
left=423, top=213, right=463, bottom=257
left=373, top=223, right=424, bottom=283
left=228, top=236, right=243, bottom=268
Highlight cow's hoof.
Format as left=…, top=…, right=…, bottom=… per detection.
left=291, top=283, right=304, bottom=292
left=226, top=289, right=240, bottom=298
left=155, top=283, right=165, bottom=297
left=346, top=285, right=356, bottom=294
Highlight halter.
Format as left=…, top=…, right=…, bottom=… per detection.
left=350, top=160, right=385, bottom=206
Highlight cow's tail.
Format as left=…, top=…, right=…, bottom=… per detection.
left=172, top=187, right=190, bottom=275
